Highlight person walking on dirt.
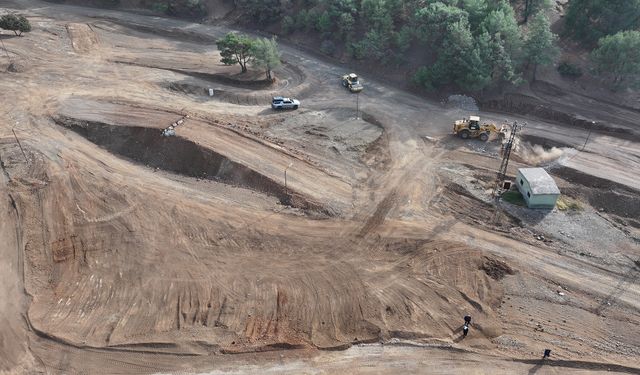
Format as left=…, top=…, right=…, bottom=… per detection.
left=543, top=349, right=551, bottom=359
left=463, top=324, right=469, bottom=337
left=464, top=315, right=472, bottom=325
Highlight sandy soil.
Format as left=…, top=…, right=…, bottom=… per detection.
left=0, top=1, right=638, bottom=374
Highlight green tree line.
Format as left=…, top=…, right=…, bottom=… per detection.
left=239, top=0, right=640, bottom=90
left=86, top=0, right=640, bottom=90
left=270, top=0, right=558, bottom=91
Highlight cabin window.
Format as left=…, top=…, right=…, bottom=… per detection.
left=520, top=179, right=524, bottom=186
left=527, top=191, right=531, bottom=198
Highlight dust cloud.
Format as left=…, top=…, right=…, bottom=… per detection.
left=516, top=141, right=568, bottom=165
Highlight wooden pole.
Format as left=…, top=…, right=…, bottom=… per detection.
left=12, top=129, right=28, bottom=163
left=0, top=37, right=10, bottom=61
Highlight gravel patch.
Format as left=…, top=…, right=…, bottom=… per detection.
left=446, top=94, right=479, bottom=111
left=501, top=203, right=633, bottom=267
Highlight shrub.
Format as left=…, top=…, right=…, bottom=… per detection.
left=320, top=39, right=336, bottom=55
left=564, top=0, right=640, bottom=45
left=235, top=0, right=281, bottom=25
left=316, top=10, right=332, bottom=33
left=557, top=61, right=583, bottom=78
left=413, top=66, right=436, bottom=90
left=294, top=10, right=308, bottom=30
left=556, top=196, right=583, bottom=211
left=281, top=15, right=295, bottom=34
left=591, top=30, right=640, bottom=87
left=150, top=1, right=169, bottom=13
left=295, top=9, right=318, bottom=33
left=304, top=9, right=321, bottom=33
left=393, top=26, right=412, bottom=52
left=146, top=0, right=208, bottom=18
left=337, top=12, right=354, bottom=37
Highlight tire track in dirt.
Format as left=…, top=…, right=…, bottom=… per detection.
left=357, top=189, right=398, bottom=237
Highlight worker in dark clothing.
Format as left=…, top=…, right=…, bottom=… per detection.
left=543, top=349, right=551, bottom=359
left=464, top=315, right=472, bottom=325
left=463, top=324, right=469, bottom=337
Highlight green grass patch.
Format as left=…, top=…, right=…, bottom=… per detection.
left=501, top=190, right=526, bottom=206
left=556, top=196, right=584, bottom=211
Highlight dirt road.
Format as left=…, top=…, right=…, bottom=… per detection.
left=0, top=1, right=638, bottom=373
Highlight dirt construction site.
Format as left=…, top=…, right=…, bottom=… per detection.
left=1, top=1, right=639, bottom=374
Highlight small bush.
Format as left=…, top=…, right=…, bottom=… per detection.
left=413, top=66, right=436, bottom=90
left=557, top=61, right=583, bottom=77
left=281, top=15, right=295, bottom=34
left=393, top=26, right=412, bottom=52
left=304, top=9, right=320, bottom=33
left=235, top=0, right=281, bottom=25
left=295, top=9, right=318, bottom=33
left=350, top=40, right=366, bottom=59
left=151, top=1, right=169, bottom=13
left=337, top=12, right=354, bottom=37
left=166, top=0, right=207, bottom=18
left=556, top=196, right=583, bottom=211
left=316, top=10, right=332, bottom=33
left=320, top=39, right=336, bottom=55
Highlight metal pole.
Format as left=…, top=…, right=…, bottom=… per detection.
left=284, top=162, right=293, bottom=196
left=12, top=128, right=28, bottom=163
left=356, top=93, right=360, bottom=119
left=582, top=122, right=594, bottom=151
left=0, top=37, right=10, bottom=61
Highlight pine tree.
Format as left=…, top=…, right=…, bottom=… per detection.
left=591, top=30, right=640, bottom=86
left=216, top=33, right=255, bottom=73
left=523, top=0, right=551, bottom=23
left=0, top=14, right=31, bottom=36
left=523, top=12, right=558, bottom=80
left=251, top=37, right=282, bottom=81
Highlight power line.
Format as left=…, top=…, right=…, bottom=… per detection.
left=0, top=37, right=11, bottom=61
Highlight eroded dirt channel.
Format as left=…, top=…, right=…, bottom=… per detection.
left=55, top=116, right=323, bottom=211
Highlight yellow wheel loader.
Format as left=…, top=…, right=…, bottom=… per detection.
left=341, top=73, right=363, bottom=93
left=453, top=116, right=506, bottom=141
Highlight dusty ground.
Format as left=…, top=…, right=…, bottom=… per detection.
left=0, top=1, right=639, bottom=374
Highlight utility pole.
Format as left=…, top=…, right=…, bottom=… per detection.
left=356, top=93, right=360, bottom=120
left=12, top=129, right=28, bottom=163
left=494, top=121, right=521, bottom=198
left=491, top=121, right=522, bottom=224
left=284, top=162, right=293, bottom=197
left=582, top=121, right=594, bottom=151
left=1, top=37, right=11, bottom=63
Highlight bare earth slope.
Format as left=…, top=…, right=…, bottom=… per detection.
left=0, top=1, right=638, bottom=374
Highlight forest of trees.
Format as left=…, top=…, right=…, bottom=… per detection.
left=93, top=0, right=640, bottom=90
left=265, top=0, right=558, bottom=91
